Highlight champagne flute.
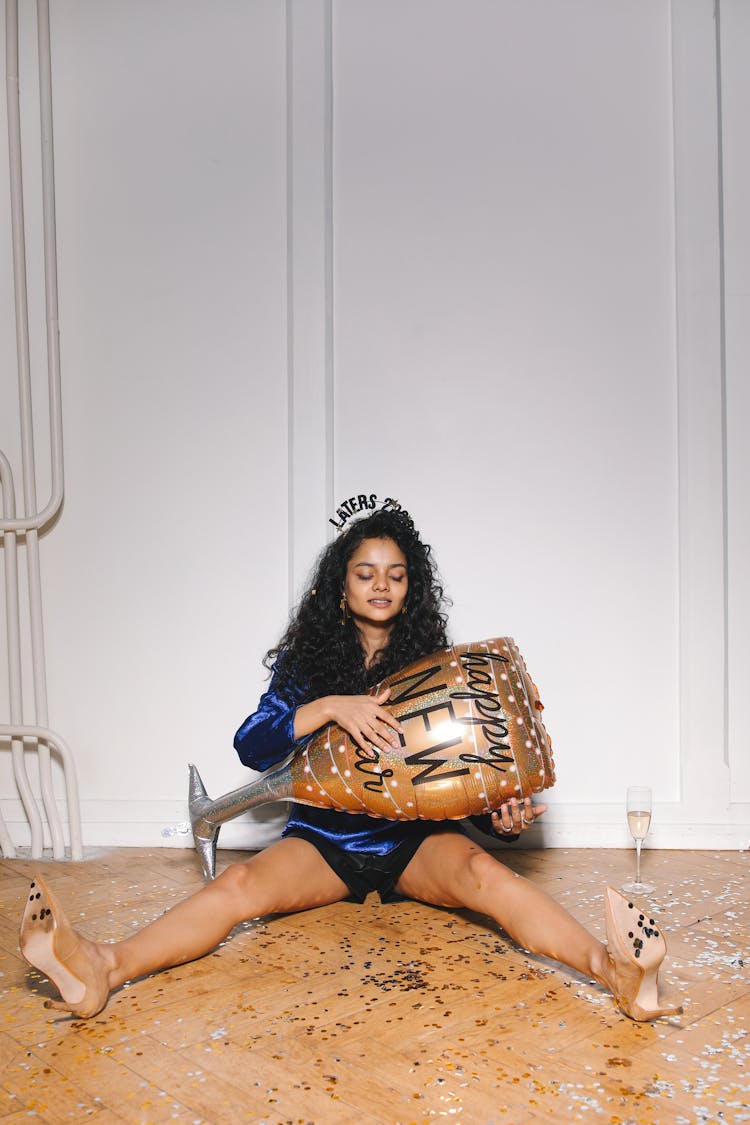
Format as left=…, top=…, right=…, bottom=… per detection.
left=622, top=786, right=654, bottom=894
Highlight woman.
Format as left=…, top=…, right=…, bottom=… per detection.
left=20, top=506, right=681, bottom=1023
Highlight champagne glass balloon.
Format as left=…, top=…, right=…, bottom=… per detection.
left=622, top=786, right=654, bottom=894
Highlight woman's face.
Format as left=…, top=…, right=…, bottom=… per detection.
left=344, top=536, right=408, bottom=630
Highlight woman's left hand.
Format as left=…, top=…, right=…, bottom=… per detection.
left=491, top=796, right=546, bottom=837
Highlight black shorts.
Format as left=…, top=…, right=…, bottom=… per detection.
left=284, top=824, right=462, bottom=904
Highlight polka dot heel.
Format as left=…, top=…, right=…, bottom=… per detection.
left=20, top=876, right=109, bottom=1018
left=604, top=885, right=683, bottom=1021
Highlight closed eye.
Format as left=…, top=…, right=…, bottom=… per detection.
left=356, top=573, right=405, bottom=582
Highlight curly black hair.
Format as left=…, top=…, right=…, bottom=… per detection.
left=265, top=508, right=450, bottom=701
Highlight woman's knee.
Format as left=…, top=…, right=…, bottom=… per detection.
left=212, top=843, right=347, bottom=917
left=213, top=859, right=253, bottom=895
left=409, top=844, right=515, bottom=908
left=463, top=848, right=515, bottom=896
left=212, top=858, right=270, bottom=916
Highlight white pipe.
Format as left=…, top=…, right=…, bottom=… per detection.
left=30, top=0, right=65, bottom=858
left=0, top=725, right=82, bottom=860
left=24, top=526, right=64, bottom=857
left=0, top=450, right=44, bottom=857
left=1, top=0, right=63, bottom=536
left=4, top=0, right=63, bottom=857
left=0, top=460, right=18, bottom=857
left=8, top=2, right=37, bottom=525
left=0, top=800, right=15, bottom=861
left=1, top=0, right=81, bottom=861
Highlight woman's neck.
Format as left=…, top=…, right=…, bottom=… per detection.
left=356, top=622, right=393, bottom=668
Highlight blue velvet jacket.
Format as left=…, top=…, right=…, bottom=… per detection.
left=234, top=670, right=517, bottom=855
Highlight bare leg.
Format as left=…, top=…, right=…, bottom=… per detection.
left=20, top=838, right=349, bottom=1017
left=397, top=835, right=682, bottom=1020
left=396, top=835, right=617, bottom=995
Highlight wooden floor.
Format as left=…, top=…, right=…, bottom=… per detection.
left=1, top=845, right=749, bottom=1124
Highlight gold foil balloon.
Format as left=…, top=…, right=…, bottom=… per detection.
left=189, top=638, right=555, bottom=878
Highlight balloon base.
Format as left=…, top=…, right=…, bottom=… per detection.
left=188, top=764, right=220, bottom=881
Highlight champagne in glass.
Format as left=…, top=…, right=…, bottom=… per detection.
left=622, top=785, right=654, bottom=894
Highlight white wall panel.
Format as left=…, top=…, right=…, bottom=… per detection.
left=332, top=0, right=679, bottom=807
left=723, top=0, right=750, bottom=802
left=671, top=0, right=728, bottom=834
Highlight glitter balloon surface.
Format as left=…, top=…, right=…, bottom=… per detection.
left=189, top=637, right=556, bottom=876
left=290, top=637, right=555, bottom=819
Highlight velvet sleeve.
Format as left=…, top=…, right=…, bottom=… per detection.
left=469, top=814, right=519, bottom=844
left=233, top=670, right=307, bottom=773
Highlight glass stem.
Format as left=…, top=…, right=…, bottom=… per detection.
left=635, top=839, right=642, bottom=885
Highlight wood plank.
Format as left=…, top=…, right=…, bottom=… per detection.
left=1, top=847, right=748, bottom=1124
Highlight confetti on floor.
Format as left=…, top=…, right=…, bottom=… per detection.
left=1, top=846, right=748, bottom=1123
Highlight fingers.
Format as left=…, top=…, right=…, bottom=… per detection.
left=333, top=694, right=403, bottom=750
left=373, top=704, right=404, bottom=739
left=491, top=801, right=519, bottom=835
left=355, top=695, right=403, bottom=750
left=354, top=711, right=402, bottom=751
left=491, top=796, right=544, bottom=835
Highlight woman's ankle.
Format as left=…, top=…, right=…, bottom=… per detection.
left=589, top=944, right=616, bottom=993
left=80, top=935, right=120, bottom=990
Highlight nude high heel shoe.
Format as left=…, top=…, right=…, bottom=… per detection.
left=604, top=885, right=683, bottom=1021
left=20, top=875, right=110, bottom=1018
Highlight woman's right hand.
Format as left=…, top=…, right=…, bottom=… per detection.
left=326, top=689, right=404, bottom=751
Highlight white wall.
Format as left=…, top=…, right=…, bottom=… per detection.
left=0, top=0, right=747, bottom=855
left=723, top=0, right=750, bottom=802
left=333, top=0, right=680, bottom=810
